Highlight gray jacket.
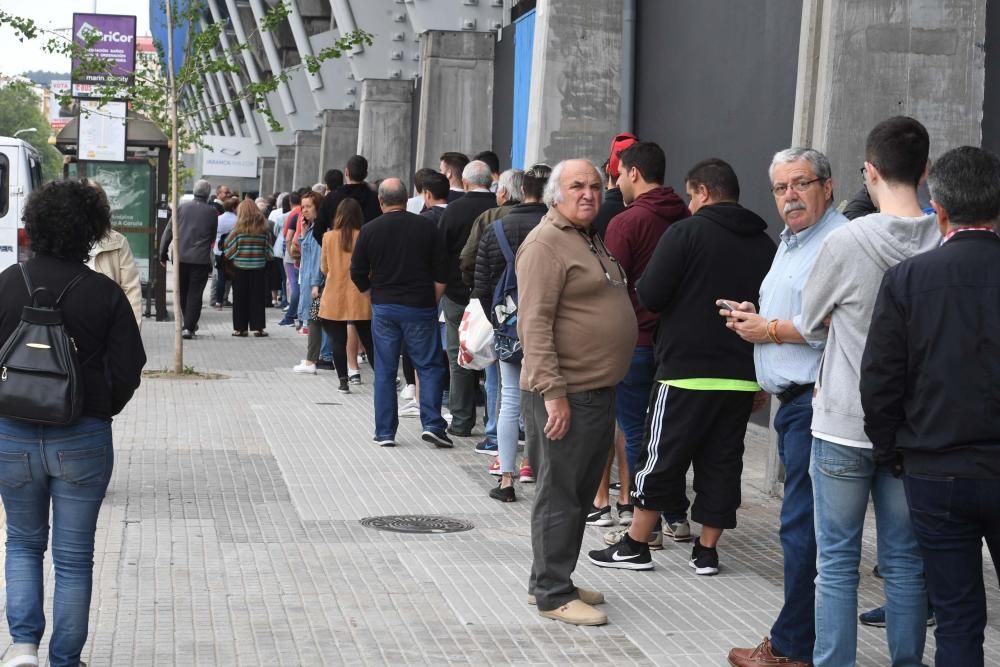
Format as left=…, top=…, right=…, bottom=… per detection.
left=159, top=196, right=219, bottom=265
left=798, top=211, right=939, bottom=442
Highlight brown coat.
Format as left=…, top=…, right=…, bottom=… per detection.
left=319, top=229, right=372, bottom=321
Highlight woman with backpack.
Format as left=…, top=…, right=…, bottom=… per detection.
left=317, top=198, right=375, bottom=393
left=0, top=179, right=146, bottom=667
left=223, top=199, right=274, bottom=337
left=291, top=191, right=325, bottom=374
left=471, top=164, right=551, bottom=502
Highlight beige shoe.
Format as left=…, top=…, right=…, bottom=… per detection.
left=603, top=527, right=664, bottom=550
left=527, top=587, right=605, bottom=606
left=539, top=599, right=607, bottom=626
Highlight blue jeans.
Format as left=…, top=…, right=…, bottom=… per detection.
left=0, top=417, right=114, bottom=667
left=769, top=392, right=816, bottom=662
left=810, top=438, right=927, bottom=667
left=371, top=304, right=447, bottom=440
left=904, top=474, right=1000, bottom=667
left=320, top=330, right=332, bottom=362
left=497, top=360, right=521, bottom=474
left=615, top=345, right=655, bottom=476
left=484, top=362, right=498, bottom=444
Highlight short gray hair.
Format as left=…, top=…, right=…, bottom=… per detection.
left=312, top=183, right=327, bottom=194
left=378, top=179, right=408, bottom=206
left=768, top=147, right=832, bottom=183
left=193, top=179, right=211, bottom=198
left=497, top=169, right=524, bottom=201
left=462, top=160, right=493, bottom=189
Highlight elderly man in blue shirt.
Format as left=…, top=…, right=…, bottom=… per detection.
left=719, top=148, right=847, bottom=667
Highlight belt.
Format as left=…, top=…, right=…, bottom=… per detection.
left=776, top=383, right=814, bottom=405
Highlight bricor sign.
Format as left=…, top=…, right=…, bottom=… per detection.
left=71, top=13, right=137, bottom=91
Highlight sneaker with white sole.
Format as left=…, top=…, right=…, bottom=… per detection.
left=587, top=536, right=653, bottom=570
left=689, top=539, right=719, bottom=576
left=399, top=401, right=420, bottom=417
left=664, top=518, right=693, bottom=542
left=604, top=527, right=663, bottom=550
left=373, top=437, right=396, bottom=447
left=616, top=502, right=634, bottom=526
left=400, top=383, right=416, bottom=400
left=538, top=599, right=607, bottom=626
left=293, top=361, right=317, bottom=375
left=421, top=430, right=454, bottom=448
left=586, top=505, right=614, bottom=527
left=0, top=643, right=38, bottom=667
left=488, top=458, right=502, bottom=476
left=348, top=373, right=362, bottom=385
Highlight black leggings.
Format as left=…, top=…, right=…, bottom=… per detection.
left=401, top=352, right=416, bottom=385
left=320, top=319, right=375, bottom=380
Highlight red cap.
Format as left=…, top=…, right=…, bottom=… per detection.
left=607, top=132, right=638, bottom=180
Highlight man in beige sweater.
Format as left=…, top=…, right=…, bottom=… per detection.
left=516, top=159, right=637, bottom=626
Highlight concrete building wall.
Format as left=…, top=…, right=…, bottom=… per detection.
left=524, top=0, right=624, bottom=167
left=800, top=0, right=987, bottom=201
left=319, top=110, right=361, bottom=177
left=275, top=145, right=296, bottom=193
left=357, top=79, right=415, bottom=183
left=292, top=130, right=322, bottom=189
left=634, top=0, right=802, bottom=236
left=414, top=31, right=496, bottom=170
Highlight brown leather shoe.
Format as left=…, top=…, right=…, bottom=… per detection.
left=527, top=587, right=605, bottom=606
left=728, top=637, right=812, bottom=667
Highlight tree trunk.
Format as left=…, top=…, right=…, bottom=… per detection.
left=165, top=0, right=184, bottom=374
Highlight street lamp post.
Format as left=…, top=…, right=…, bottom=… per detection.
left=13, top=127, right=37, bottom=138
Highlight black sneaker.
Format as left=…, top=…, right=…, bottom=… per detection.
left=422, top=430, right=454, bottom=448
left=489, top=480, right=516, bottom=503
left=337, top=379, right=350, bottom=394
left=689, top=540, right=719, bottom=576
left=586, top=505, right=614, bottom=527
left=316, top=359, right=334, bottom=371
left=181, top=329, right=193, bottom=340
left=587, top=536, right=653, bottom=570
left=348, top=374, right=362, bottom=385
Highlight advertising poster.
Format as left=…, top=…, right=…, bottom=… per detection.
left=78, top=99, right=127, bottom=162
left=201, top=135, right=259, bottom=178
left=71, top=13, right=137, bottom=90
left=70, top=160, right=154, bottom=283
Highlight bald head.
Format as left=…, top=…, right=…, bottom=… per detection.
left=378, top=178, right=408, bottom=211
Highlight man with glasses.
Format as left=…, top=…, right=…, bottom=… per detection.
left=517, top=159, right=637, bottom=626
left=589, top=158, right=775, bottom=576
left=723, top=148, right=846, bottom=667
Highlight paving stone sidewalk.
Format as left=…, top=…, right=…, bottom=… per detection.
left=2, top=302, right=998, bottom=665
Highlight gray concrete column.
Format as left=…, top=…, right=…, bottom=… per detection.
left=794, top=0, right=986, bottom=195
left=275, top=145, right=296, bottom=192
left=259, top=157, right=276, bottom=195
left=357, top=79, right=414, bottom=183
left=415, top=31, right=495, bottom=170
left=524, top=0, right=623, bottom=166
left=292, top=130, right=323, bottom=189
left=319, top=109, right=360, bottom=176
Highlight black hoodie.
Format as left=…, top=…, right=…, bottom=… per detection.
left=637, top=202, right=776, bottom=382
left=313, top=183, right=382, bottom=242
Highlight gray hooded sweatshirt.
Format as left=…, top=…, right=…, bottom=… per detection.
left=797, top=212, right=940, bottom=444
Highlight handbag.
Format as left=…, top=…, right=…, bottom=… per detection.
left=458, top=299, right=497, bottom=370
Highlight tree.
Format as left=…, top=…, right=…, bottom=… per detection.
left=0, top=2, right=370, bottom=374
left=0, top=81, right=64, bottom=180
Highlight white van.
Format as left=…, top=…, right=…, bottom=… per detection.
left=0, top=137, right=43, bottom=271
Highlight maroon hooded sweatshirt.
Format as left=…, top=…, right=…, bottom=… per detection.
left=604, top=186, right=689, bottom=346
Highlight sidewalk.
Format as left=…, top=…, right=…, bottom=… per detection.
left=3, top=303, right=997, bottom=665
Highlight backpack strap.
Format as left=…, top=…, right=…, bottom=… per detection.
left=55, top=271, right=89, bottom=307
left=19, top=263, right=89, bottom=308
left=493, top=219, right=515, bottom=265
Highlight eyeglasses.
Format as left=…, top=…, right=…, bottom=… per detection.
left=860, top=166, right=868, bottom=180
left=771, top=178, right=823, bottom=197
left=575, top=228, right=628, bottom=288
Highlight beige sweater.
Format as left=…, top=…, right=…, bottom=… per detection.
left=91, top=230, right=142, bottom=328
left=515, top=209, right=637, bottom=398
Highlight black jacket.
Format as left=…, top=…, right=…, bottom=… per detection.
left=861, top=230, right=1000, bottom=478
left=439, top=191, right=498, bottom=305
left=593, top=187, right=626, bottom=239
left=637, top=202, right=776, bottom=382
left=0, top=257, right=146, bottom=419
left=313, top=183, right=381, bottom=242
left=471, top=202, right=548, bottom=315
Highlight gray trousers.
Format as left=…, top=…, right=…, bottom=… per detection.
left=441, top=295, right=478, bottom=433
left=524, top=387, right=616, bottom=611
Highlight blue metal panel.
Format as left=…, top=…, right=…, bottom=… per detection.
left=148, top=0, right=188, bottom=77
left=511, top=9, right=535, bottom=170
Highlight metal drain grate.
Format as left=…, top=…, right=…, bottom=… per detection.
left=360, top=515, right=474, bottom=534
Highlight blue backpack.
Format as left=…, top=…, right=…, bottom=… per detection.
left=490, top=219, right=522, bottom=363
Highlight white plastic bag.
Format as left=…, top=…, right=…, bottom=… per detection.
left=458, top=299, right=497, bottom=370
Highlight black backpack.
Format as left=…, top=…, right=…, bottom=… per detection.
left=0, top=264, right=89, bottom=425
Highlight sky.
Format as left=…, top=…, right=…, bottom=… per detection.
left=0, top=0, right=151, bottom=77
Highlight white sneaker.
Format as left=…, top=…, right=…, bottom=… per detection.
left=0, top=643, right=39, bottom=667
left=443, top=410, right=453, bottom=425
left=293, top=361, right=317, bottom=375
left=399, top=401, right=420, bottom=417
left=400, top=383, right=416, bottom=400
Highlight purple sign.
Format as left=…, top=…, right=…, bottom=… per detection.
left=71, top=13, right=137, bottom=88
